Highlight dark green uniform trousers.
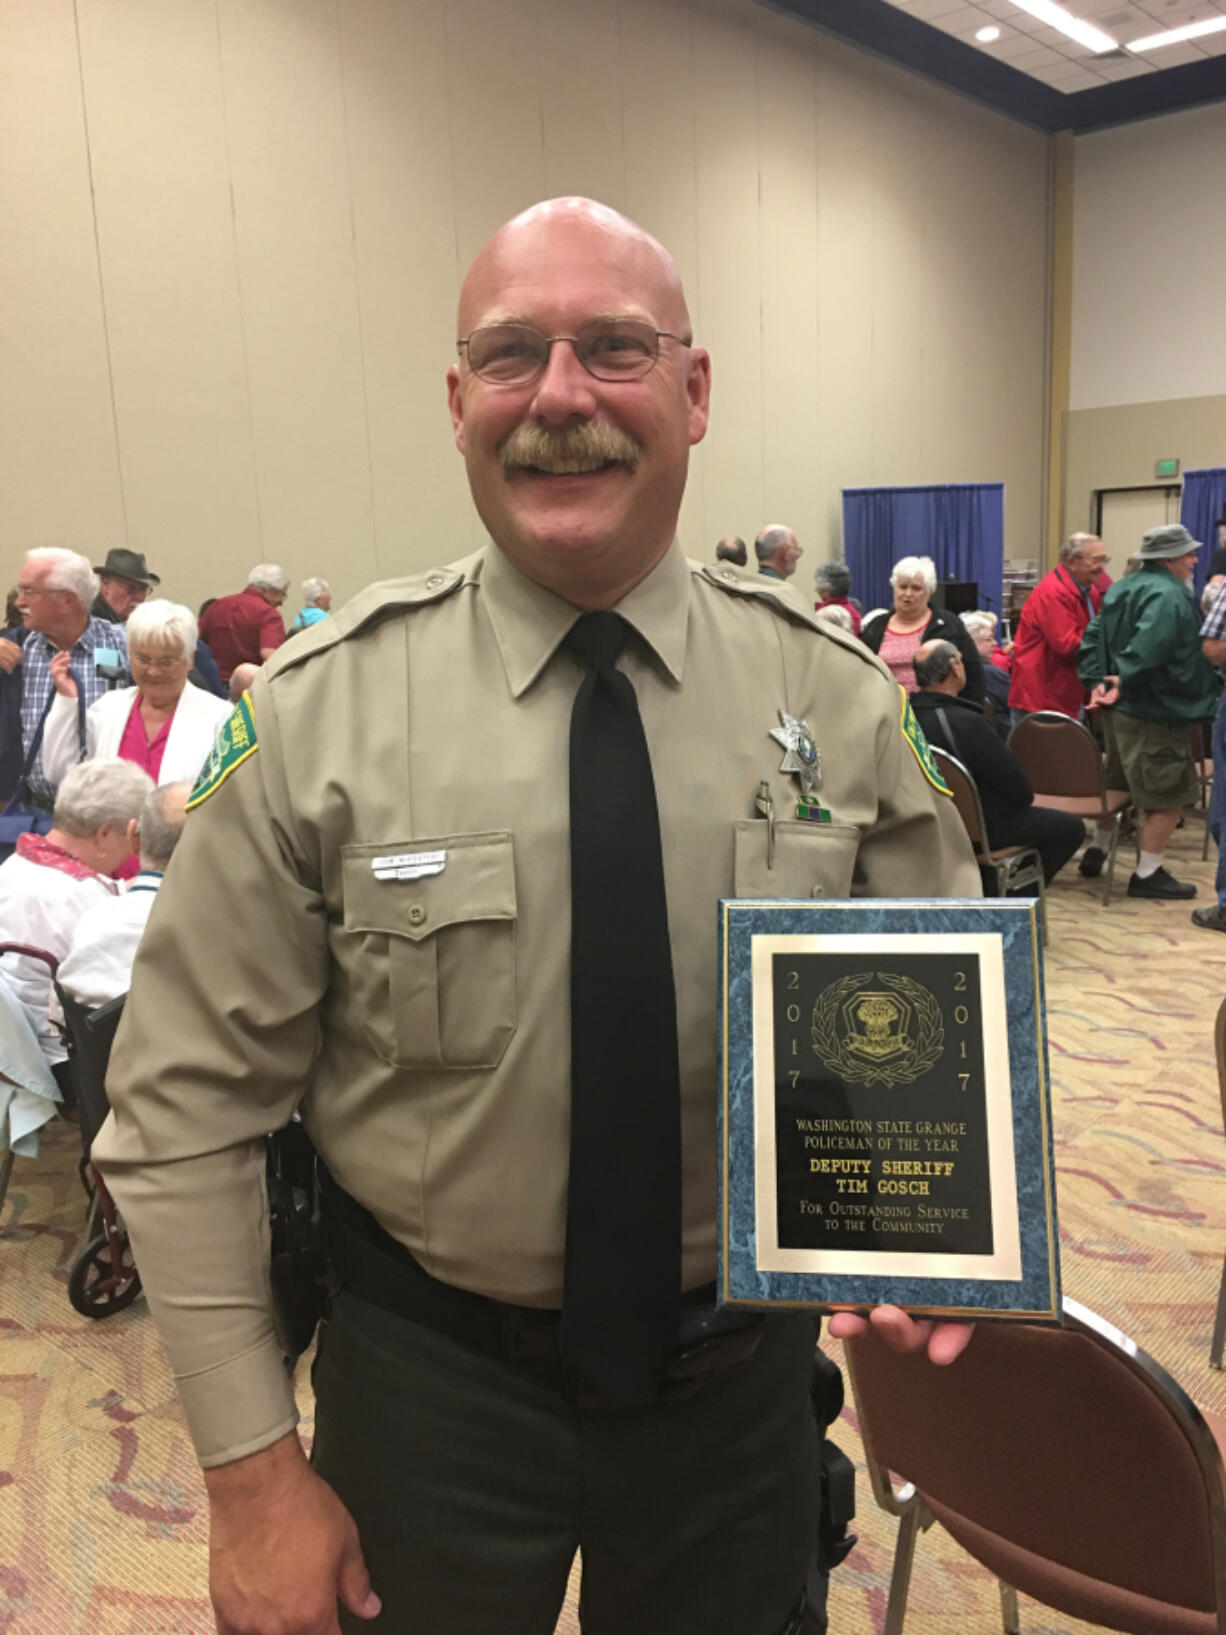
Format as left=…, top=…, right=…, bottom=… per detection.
left=312, top=1291, right=820, bottom=1635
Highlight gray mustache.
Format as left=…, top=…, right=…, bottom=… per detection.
left=500, top=423, right=643, bottom=476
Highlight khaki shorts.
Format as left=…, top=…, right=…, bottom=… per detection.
left=1105, top=710, right=1201, bottom=813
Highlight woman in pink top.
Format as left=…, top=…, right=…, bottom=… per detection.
left=41, top=601, right=230, bottom=877
left=860, top=555, right=985, bottom=703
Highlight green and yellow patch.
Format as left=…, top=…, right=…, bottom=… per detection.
left=899, top=688, right=952, bottom=797
left=186, top=693, right=258, bottom=811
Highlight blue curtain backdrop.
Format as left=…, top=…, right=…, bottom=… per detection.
left=841, top=483, right=1005, bottom=617
left=1181, top=469, right=1226, bottom=600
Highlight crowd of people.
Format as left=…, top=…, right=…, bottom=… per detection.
left=0, top=191, right=1223, bottom=1635
left=0, top=549, right=334, bottom=1082
left=725, top=518, right=1226, bottom=906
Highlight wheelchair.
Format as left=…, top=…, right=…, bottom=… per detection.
left=2, top=942, right=326, bottom=1354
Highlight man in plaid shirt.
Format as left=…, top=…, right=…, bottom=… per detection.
left=0, top=548, right=128, bottom=808
left=1197, top=581, right=1226, bottom=933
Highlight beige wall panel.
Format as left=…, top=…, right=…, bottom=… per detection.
left=441, top=0, right=547, bottom=276
left=537, top=0, right=626, bottom=210
left=756, top=27, right=820, bottom=564
left=216, top=0, right=376, bottom=603
left=339, top=0, right=472, bottom=575
left=813, top=44, right=879, bottom=556
left=0, top=0, right=125, bottom=557
left=1071, top=105, right=1226, bottom=412
left=4, top=0, right=1054, bottom=610
left=616, top=0, right=702, bottom=554
left=865, top=84, right=928, bottom=492
left=690, top=9, right=764, bottom=553
left=1063, top=394, right=1226, bottom=539
left=75, top=0, right=259, bottom=608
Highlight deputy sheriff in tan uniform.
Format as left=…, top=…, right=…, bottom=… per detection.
left=97, top=198, right=979, bottom=1635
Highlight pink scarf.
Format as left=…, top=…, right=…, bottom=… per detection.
left=15, top=832, right=103, bottom=884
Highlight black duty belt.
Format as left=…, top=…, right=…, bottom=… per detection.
left=320, top=1167, right=766, bottom=1411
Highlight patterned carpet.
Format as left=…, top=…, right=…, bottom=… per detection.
left=0, top=823, right=1223, bottom=1634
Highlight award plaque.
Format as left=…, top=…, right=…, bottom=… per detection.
left=717, top=899, right=1059, bottom=1321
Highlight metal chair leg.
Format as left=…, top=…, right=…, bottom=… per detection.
left=1211, top=1253, right=1226, bottom=1370
left=883, top=1501, right=925, bottom=1635
left=0, top=1149, right=15, bottom=1225
left=1103, top=821, right=1120, bottom=907
left=999, top=1580, right=1021, bottom=1634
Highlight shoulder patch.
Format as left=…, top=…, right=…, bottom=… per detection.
left=899, top=688, right=952, bottom=797
left=186, top=693, right=257, bottom=811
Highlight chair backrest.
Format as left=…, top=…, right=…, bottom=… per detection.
left=1008, top=710, right=1104, bottom=800
left=846, top=1298, right=1226, bottom=1630
left=929, top=746, right=987, bottom=853
left=53, top=985, right=125, bottom=1153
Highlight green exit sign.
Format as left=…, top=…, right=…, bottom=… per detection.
left=1156, top=458, right=1180, bottom=479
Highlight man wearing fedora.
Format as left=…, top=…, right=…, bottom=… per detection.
left=91, top=548, right=160, bottom=625
left=1079, top=524, right=1220, bottom=901
left=90, top=548, right=224, bottom=698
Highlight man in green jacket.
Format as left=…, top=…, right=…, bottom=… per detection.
left=1078, top=525, right=1219, bottom=900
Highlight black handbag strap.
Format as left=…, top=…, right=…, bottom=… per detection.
left=932, top=705, right=958, bottom=758
left=1, top=655, right=88, bottom=817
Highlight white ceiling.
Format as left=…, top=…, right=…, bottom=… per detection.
left=881, top=0, right=1226, bottom=90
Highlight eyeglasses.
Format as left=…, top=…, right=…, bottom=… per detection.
left=130, top=651, right=185, bottom=671
left=457, top=320, right=690, bottom=386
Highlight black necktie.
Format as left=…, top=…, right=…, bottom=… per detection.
left=561, top=611, right=682, bottom=1402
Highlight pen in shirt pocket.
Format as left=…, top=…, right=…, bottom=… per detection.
left=755, top=779, right=776, bottom=869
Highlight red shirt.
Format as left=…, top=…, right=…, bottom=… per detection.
left=1008, top=565, right=1105, bottom=717
left=814, top=596, right=862, bottom=636
left=199, top=587, right=285, bottom=682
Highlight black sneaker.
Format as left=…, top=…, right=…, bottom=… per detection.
left=1127, top=867, right=1196, bottom=901
left=1192, top=904, right=1226, bottom=933
left=1079, top=845, right=1106, bottom=879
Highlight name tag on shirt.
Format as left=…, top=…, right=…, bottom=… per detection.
left=94, top=647, right=121, bottom=669
left=372, top=850, right=446, bottom=881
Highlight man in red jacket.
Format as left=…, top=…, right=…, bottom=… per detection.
left=1009, top=532, right=1113, bottom=874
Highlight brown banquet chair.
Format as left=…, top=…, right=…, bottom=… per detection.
left=845, top=1296, right=1226, bottom=1634
left=928, top=747, right=1046, bottom=943
left=1007, top=711, right=1132, bottom=906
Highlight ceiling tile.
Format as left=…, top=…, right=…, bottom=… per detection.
left=1043, top=58, right=1109, bottom=80
left=1002, top=42, right=1069, bottom=66
left=874, top=0, right=1226, bottom=88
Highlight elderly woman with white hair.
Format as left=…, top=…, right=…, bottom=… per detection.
left=860, top=555, right=984, bottom=703
left=0, top=758, right=150, bottom=1086
left=289, top=577, right=333, bottom=634
left=41, top=599, right=231, bottom=800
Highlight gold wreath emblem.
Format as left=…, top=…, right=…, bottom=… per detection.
left=810, top=971, right=945, bottom=1088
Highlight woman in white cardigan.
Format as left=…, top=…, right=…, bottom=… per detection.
left=42, top=599, right=231, bottom=796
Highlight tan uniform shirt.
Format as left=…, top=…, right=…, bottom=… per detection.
left=95, top=542, right=980, bottom=1466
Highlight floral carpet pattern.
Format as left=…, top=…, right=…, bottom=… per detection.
left=0, top=825, right=1223, bottom=1633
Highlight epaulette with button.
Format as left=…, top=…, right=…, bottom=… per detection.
left=694, top=560, right=884, bottom=667
left=264, top=556, right=476, bottom=680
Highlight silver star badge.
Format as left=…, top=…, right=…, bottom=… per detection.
left=770, top=711, right=822, bottom=800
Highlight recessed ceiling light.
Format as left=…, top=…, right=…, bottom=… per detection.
left=1005, top=0, right=1118, bottom=52
left=1127, top=15, right=1226, bottom=51
left=976, top=25, right=1002, bottom=41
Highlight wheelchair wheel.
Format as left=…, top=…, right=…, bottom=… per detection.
left=68, top=1232, right=142, bottom=1318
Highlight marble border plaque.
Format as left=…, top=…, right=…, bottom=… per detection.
left=717, top=899, right=1059, bottom=1322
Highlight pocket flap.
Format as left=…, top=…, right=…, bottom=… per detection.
left=341, top=832, right=516, bottom=943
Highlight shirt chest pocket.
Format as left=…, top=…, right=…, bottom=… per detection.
left=339, top=832, right=517, bottom=1071
left=732, top=818, right=861, bottom=900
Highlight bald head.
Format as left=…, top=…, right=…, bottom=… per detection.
left=913, top=639, right=963, bottom=693
left=457, top=198, right=692, bottom=341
